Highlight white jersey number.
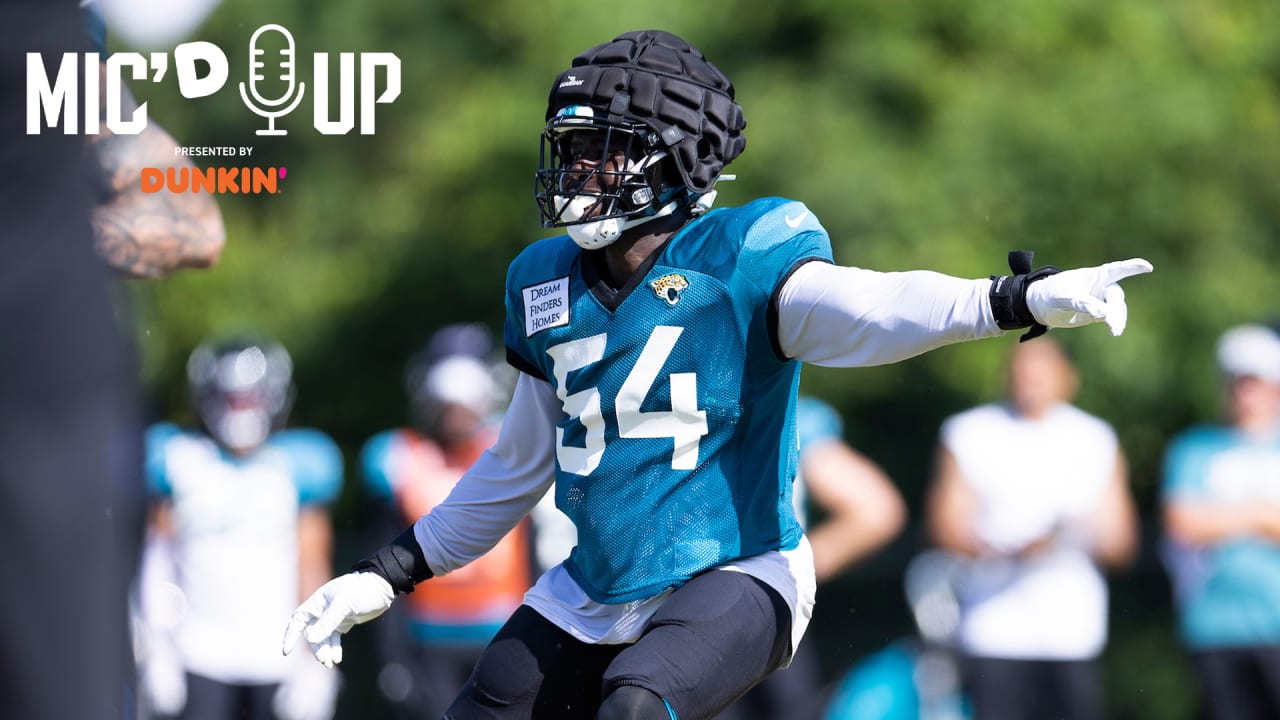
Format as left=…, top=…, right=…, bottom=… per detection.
left=547, top=326, right=708, bottom=475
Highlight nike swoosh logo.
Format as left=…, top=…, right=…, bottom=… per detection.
left=784, top=210, right=809, bottom=228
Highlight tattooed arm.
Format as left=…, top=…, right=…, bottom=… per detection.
left=87, top=67, right=225, bottom=278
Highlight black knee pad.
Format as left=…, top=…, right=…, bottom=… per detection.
left=596, top=685, right=670, bottom=720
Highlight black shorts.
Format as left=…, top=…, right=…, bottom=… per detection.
left=1192, top=646, right=1280, bottom=720
left=963, top=656, right=1102, bottom=720
left=179, top=673, right=279, bottom=720
left=444, top=569, right=792, bottom=720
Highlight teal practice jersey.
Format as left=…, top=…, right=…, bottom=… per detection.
left=504, top=196, right=833, bottom=603
left=1163, top=425, right=1280, bottom=649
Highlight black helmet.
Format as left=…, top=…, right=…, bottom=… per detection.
left=535, top=31, right=746, bottom=247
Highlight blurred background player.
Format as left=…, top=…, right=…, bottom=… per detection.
left=1162, top=324, right=1280, bottom=720
left=924, top=337, right=1138, bottom=720
left=718, top=395, right=906, bottom=720
left=360, top=324, right=530, bottom=720
left=136, top=336, right=342, bottom=720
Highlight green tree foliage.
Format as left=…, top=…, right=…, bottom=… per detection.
left=124, top=2, right=1280, bottom=716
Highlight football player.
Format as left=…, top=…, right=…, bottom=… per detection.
left=282, top=30, right=1153, bottom=720
left=138, top=337, right=341, bottom=720
left=926, top=337, right=1138, bottom=720
left=1162, top=324, right=1280, bottom=719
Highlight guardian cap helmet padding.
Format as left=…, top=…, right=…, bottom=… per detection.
left=536, top=30, right=746, bottom=248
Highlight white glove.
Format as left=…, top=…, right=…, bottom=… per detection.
left=282, top=572, right=395, bottom=669
left=273, top=651, right=341, bottom=720
left=1024, top=258, right=1153, bottom=336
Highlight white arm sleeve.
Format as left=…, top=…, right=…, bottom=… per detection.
left=413, top=371, right=561, bottom=575
left=777, top=262, right=1004, bottom=367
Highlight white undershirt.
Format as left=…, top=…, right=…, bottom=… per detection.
left=412, top=264, right=1002, bottom=653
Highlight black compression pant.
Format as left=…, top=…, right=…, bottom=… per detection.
left=444, top=569, right=792, bottom=720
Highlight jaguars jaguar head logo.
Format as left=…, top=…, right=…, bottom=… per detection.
left=650, top=273, right=689, bottom=306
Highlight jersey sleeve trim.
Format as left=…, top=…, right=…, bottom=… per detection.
left=506, top=346, right=547, bottom=381
left=144, top=422, right=182, bottom=497
left=768, top=256, right=834, bottom=362
left=273, top=429, right=344, bottom=506
left=359, top=430, right=399, bottom=501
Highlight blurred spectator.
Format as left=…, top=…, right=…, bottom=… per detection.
left=360, top=325, right=531, bottom=720
left=924, top=337, right=1138, bottom=720
left=1162, top=324, right=1280, bottom=720
left=135, top=336, right=342, bottom=720
left=718, top=395, right=906, bottom=720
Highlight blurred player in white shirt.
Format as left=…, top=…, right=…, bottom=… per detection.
left=925, top=338, right=1138, bottom=720
left=136, top=338, right=342, bottom=720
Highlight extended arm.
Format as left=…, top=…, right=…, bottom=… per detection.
left=776, top=257, right=1152, bottom=366
left=777, top=263, right=1000, bottom=366
left=88, top=67, right=224, bottom=277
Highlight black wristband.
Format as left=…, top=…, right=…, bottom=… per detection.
left=351, top=526, right=433, bottom=595
left=989, top=250, right=1060, bottom=342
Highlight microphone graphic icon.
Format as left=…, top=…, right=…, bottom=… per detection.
left=239, top=24, right=307, bottom=136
